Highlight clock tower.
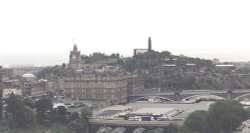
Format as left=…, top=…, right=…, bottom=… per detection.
left=69, top=44, right=82, bottom=70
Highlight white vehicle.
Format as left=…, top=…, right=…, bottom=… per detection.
left=157, top=117, right=172, bottom=121
left=128, top=116, right=142, bottom=121
left=172, top=118, right=184, bottom=121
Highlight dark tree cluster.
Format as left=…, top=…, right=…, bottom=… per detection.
left=184, top=101, right=248, bottom=133
left=36, top=64, right=73, bottom=79
left=5, top=93, right=36, bottom=128
left=67, top=108, right=92, bottom=133
left=5, top=94, right=90, bottom=130
left=81, top=52, right=120, bottom=65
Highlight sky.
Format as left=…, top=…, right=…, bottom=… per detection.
left=1, top=0, right=250, bottom=66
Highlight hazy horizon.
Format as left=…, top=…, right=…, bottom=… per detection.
left=1, top=48, right=250, bottom=67
left=1, top=0, right=250, bottom=66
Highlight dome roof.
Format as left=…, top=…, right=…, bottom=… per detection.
left=22, top=73, right=36, bottom=78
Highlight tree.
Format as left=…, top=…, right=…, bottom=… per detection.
left=35, top=98, right=53, bottom=122
left=81, top=108, right=92, bottom=133
left=67, top=108, right=92, bottom=133
left=13, top=105, right=36, bottom=128
left=5, top=93, right=22, bottom=115
left=70, top=112, right=80, bottom=121
left=62, top=63, right=66, bottom=69
left=67, top=119, right=85, bottom=133
left=206, top=101, right=248, bottom=133
left=23, top=99, right=35, bottom=109
left=184, top=110, right=207, bottom=133
left=81, top=108, right=92, bottom=120
left=56, top=106, right=67, bottom=123
left=6, top=94, right=36, bottom=128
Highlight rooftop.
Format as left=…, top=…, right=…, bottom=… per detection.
left=131, top=108, right=176, bottom=116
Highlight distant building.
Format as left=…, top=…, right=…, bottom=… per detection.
left=127, top=74, right=144, bottom=94
left=22, top=80, right=51, bottom=98
left=64, top=45, right=144, bottom=104
left=69, top=44, right=82, bottom=70
left=63, top=71, right=144, bottom=104
left=63, top=72, right=128, bottom=104
left=9, top=66, right=44, bottom=77
left=134, top=37, right=153, bottom=56
left=0, top=68, right=14, bottom=78
left=22, top=73, right=36, bottom=81
left=3, top=88, right=22, bottom=98
left=2, top=77, right=52, bottom=99
left=213, top=58, right=220, bottom=64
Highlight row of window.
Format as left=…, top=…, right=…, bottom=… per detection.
left=63, top=82, right=127, bottom=88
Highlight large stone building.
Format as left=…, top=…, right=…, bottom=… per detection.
left=63, top=73, right=129, bottom=104
left=64, top=45, right=144, bottom=104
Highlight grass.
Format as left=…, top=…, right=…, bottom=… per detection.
left=7, top=123, right=67, bottom=133
left=47, top=123, right=67, bottom=133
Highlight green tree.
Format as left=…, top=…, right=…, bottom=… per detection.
left=81, top=108, right=92, bottom=133
left=6, top=94, right=36, bottom=128
left=67, top=119, right=85, bottom=133
left=23, top=99, right=35, bottom=109
left=184, top=110, right=207, bottom=133
left=13, top=105, right=36, bottom=128
left=70, top=112, right=80, bottom=121
left=67, top=108, right=92, bottom=133
left=6, top=93, right=22, bottom=115
left=35, top=98, right=53, bottom=123
left=56, top=106, right=67, bottom=123
left=81, top=108, right=92, bottom=119
left=206, top=101, right=248, bottom=133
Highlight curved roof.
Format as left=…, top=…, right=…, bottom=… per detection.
left=22, top=73, right=36, bottom=78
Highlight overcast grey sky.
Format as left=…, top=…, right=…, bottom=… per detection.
left=1, top=0, right=250, bottom=66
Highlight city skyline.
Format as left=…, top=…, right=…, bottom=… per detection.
left=2, top=47, right=250, bottom=67
left=1, top=0, right=250, bottom=66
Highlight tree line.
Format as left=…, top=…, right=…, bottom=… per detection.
left=5, top=93, right=92, bottom=133
left=144, top=101, right=248, bottom=133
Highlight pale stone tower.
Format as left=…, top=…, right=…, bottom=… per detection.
left=148, top=37, right=152, bottom=51
left=69, top=44, right=82, bottom=70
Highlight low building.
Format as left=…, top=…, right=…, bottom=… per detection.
left=22, top=80, right=51, bottom=99
left=2, top=77, right=52, bottom=99
left=3, top=88, right=22, bottom=98
left=0, top=68, right=14, bottom=78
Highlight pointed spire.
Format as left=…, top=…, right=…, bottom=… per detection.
left=72, top=38, right=78, bottom=51
left=148, top=36, right=152, bottom=51
left=73, top=44, right=78, bottom=51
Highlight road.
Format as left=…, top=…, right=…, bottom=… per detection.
left=90, top=118, right=182, bottom=127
